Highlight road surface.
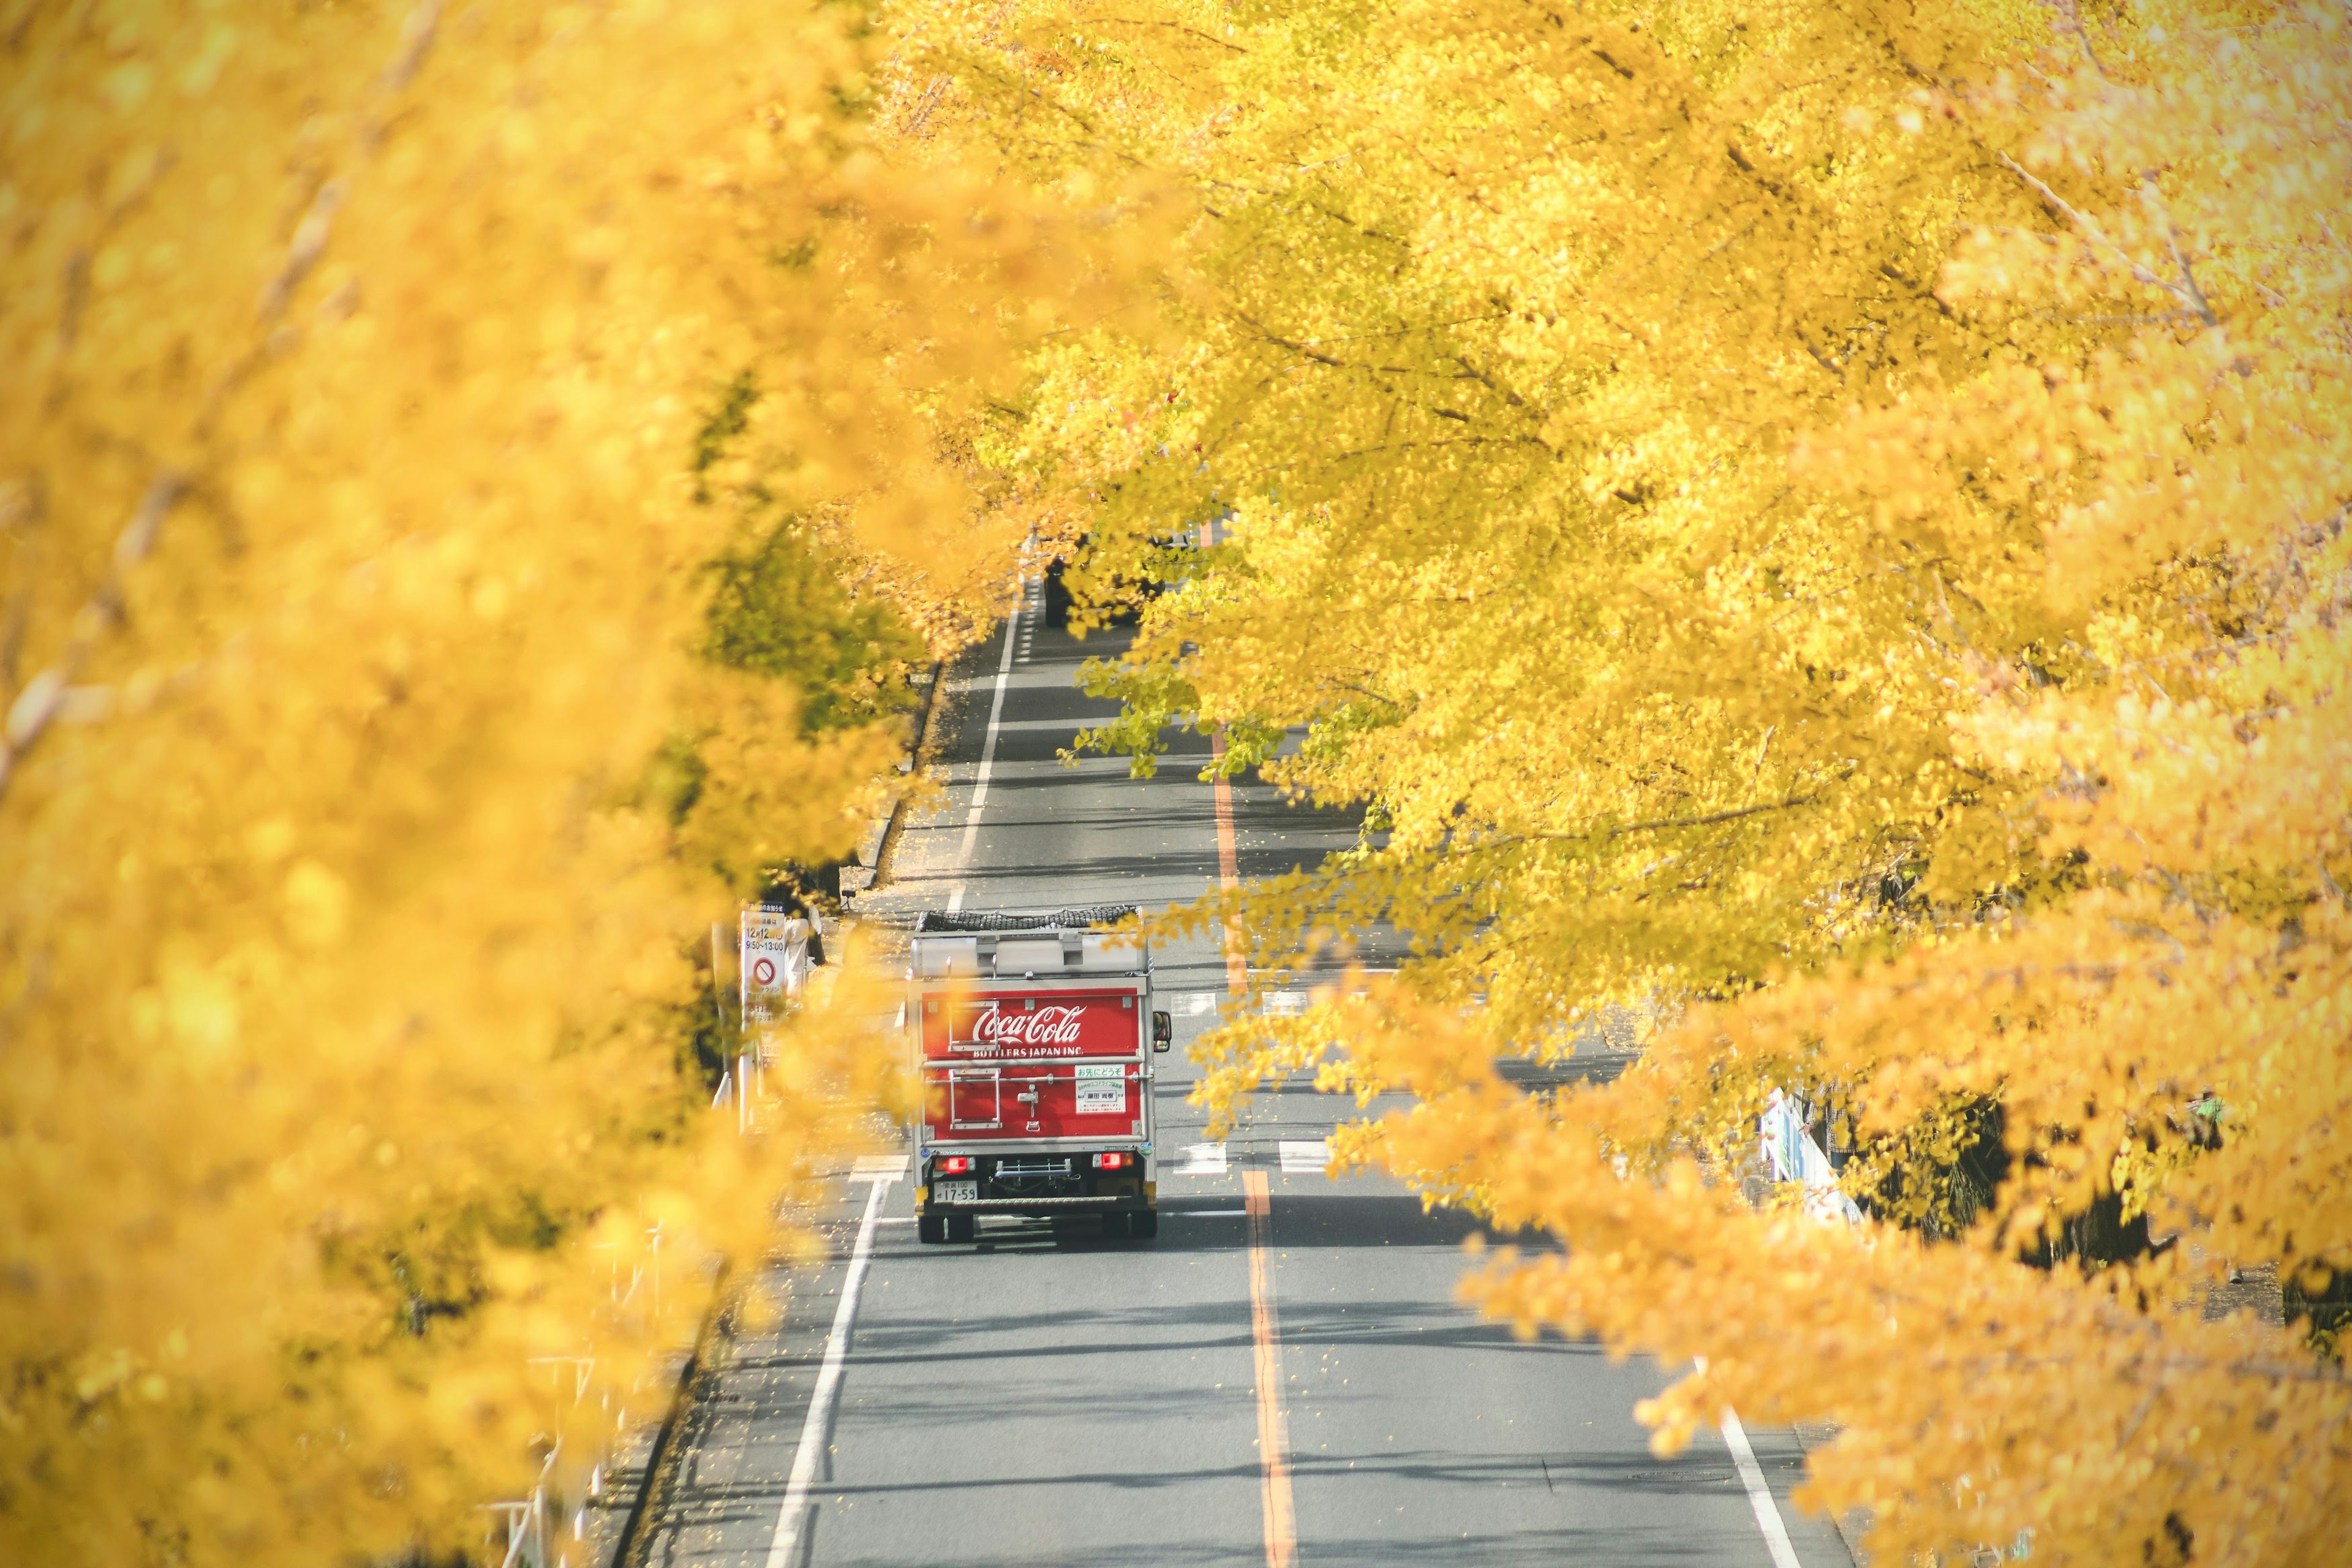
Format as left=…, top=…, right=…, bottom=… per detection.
left=619, top=581, right=1856, bottom=1568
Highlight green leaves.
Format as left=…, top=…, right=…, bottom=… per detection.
left=701, top=521, right=924, bottom=736
left=1066, top=654, right=1198, bottom=777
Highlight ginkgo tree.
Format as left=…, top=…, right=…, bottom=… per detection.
left=0, top=2, right=1144, bottom=1564
left=892, top=0, right=2351, bottom=1561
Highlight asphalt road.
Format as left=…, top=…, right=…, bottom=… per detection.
left=624, top=581, right=1855, bottom=1568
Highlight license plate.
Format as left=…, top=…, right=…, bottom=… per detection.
left=933, top=1180, right=978, bottom=1204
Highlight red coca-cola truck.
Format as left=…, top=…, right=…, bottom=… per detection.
left=908, top=907, right=1172, bottom=1243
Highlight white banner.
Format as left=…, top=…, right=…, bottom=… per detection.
left=741, top=908, right=813, bottom=1025
left=1760, top=1088, right=1863, bottom=1225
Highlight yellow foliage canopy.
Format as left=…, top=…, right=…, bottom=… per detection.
left=1, top=1, right=1144, bottom=1561
left=902, top=0, right=2352, bottom=1561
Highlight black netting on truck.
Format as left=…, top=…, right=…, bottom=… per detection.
left=916, top=907, right=1140, bottom=932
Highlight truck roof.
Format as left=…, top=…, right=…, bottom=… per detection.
left=909, top=907, right=1149, bottom=979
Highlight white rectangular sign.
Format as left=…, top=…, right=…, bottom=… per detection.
left=740, top=908, right=812, bottom=1025
left=1074, top=1061, right=1126, bottom=1115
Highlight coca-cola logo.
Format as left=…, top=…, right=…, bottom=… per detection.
left=964, top=1004, right=1086, bottom=1047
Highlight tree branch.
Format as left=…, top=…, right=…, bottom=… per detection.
left=3, top=0, right=446, bottom=804
left=1526, top=793, right=1824, bottom=843
left=1087, top=15, right=1250, bottom=53
left=0, top=472, right=184, bottom=800
left=1998, top=154, right=2218, bottom=327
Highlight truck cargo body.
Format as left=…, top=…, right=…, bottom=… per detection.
left=908, top=908, right=1170, bottom=1242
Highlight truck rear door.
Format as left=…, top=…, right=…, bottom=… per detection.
left=918, top=988, right=1148, bottom=1142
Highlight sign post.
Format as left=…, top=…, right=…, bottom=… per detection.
left=736, top=907, right=820, bottom=1132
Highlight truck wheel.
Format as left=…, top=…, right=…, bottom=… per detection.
left=1130, top=1208, right=1158, bottom=1240
left=1102, top=1212, right=1130, bottom=1240
left=918, top=1215, right=946, bottom=1245
left=946, top=1213, right=977, bottom=1243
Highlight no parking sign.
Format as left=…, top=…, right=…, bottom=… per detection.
left=740, top=907, right=812, bottom=1024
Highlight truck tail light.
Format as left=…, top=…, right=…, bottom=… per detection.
left=1093, top=1152, right=1132, bottom=1170
left=937, top=1155, right=975, bottom=1175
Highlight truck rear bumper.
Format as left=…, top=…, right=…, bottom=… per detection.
left=923, top=1193, right=1150, bottom=1216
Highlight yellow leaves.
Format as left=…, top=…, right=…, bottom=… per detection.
left=137, top=956, right=243, bottom=1066
left=1, top=0, right=1071, bottom=1561
left=180, top=23, right=241, bottom=98
left=281, top=859, right=350, bottom=949
left=935, top=0, right=2352, bottom=1558
left=99, top=61, right=155, bottom=114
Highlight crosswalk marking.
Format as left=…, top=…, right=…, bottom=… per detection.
left=1178, top=1142, right=1228, bottom=1175
left=1165, top=991, right=1316, bottom=1018
left=1278, top=1139, right=1330, bottom=1174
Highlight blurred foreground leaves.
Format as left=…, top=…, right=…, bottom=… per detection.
left=0, top=1, right=1156, bottom=1561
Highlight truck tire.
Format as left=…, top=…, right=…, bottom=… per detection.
left=918, top=1215, right=946, bottom=1244
left=946, top=1213, right=977, bottom=1243
left=1129, top=1208, right=1158, bottom=1240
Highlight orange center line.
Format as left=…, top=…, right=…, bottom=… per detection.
left=1243, top=1170, right=1296, bottom=1568
left=1212, top=731, right=1246, bottom=996
left=1205, top=519, right=1286, bottom=1562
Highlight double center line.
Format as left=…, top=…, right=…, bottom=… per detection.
left=1243, top=1169, right=1297, bottom=1568
left=1207, top=512, right=1292, bottom=1567
left=1210, top=731, right=1248, bottom=995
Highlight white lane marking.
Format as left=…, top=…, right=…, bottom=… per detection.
left=956, top=582, right=1025, bottom=863
left=1178, top=1142, right=1228, bottom=1175
left=1696, top=1357, right=1803, bottom=1568
left=1170, top=992, right=1221, bottom=1017
left=1264, top=992, right=1310, bottom=1016
left=850, top=1155, right=908, bottom=1182
left=873, top=1216, right=916, bottom=1225
left=1278, top=1139, right=1331, bottom=1174
left=1173, top=1208, right=1247, bottom=1217
left=1720, top=1406, right=1804, bottom=1568
left=764, top=1176, right=893, bottom=1568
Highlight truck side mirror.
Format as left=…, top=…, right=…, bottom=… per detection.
left=1152, top=1011, right=1172, bottom=1052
